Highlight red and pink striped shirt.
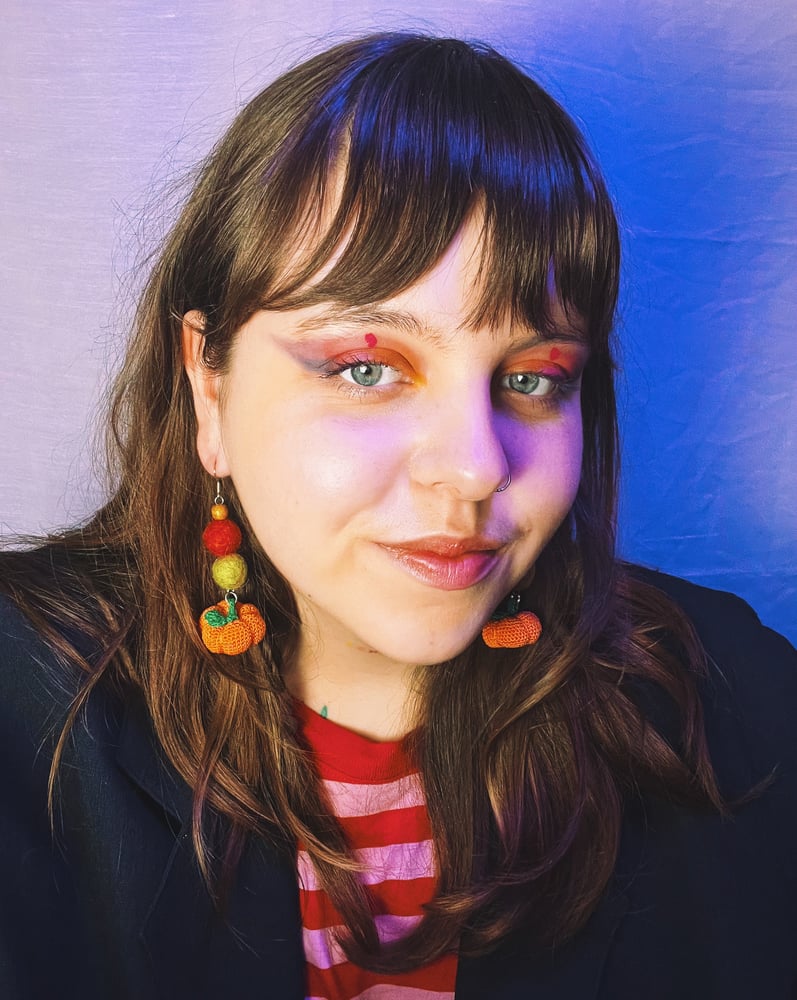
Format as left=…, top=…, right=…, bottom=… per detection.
left=295, top=702, right=457, bottom=1000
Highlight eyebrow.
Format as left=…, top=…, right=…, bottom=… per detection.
left=293, top=305, right=587, bottom=350
left=295, top=306, right=446, bottom=346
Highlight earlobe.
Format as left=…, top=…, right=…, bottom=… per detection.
left=181, top=311, right=231, bottom=477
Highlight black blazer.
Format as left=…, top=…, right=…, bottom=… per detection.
left=1, top=570, right=796, bottom=999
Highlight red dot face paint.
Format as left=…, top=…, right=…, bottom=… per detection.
left=506, top=342, right=588, bottom=382
left=364, top=333, right=378, bottom=348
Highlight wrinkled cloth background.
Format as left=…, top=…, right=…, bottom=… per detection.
left=1, top=0, right=795, bottom=642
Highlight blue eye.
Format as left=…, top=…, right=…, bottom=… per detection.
left=503, top=372, right=552, bottom=396
left=340, top=362, right=401, bottom=387
left=343, top=363, right=384, bottom=387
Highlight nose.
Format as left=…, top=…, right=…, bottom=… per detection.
left=410, top=384, right=510, bottom=501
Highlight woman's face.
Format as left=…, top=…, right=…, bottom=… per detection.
left=186, top=220, right=587, bottom=669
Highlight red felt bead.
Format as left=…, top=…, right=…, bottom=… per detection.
left=202, top=518, right=242, bottom=556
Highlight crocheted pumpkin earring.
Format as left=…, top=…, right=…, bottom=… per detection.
left=198, top=482, right=266, bottom=655
left=482, top=591, right=542, bottom=649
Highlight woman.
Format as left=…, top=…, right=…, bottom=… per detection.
left=1, top=32, right=795, bottom=1000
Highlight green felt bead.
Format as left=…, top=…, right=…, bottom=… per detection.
left=212, top=553, right=248, bottom=590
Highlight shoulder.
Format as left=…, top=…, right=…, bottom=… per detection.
left=629, top=565, right=797, bottom=794
left=631, top=564, right=794, bottom=655
left=0, top=541, right=131, bottom=741
left=0, top=590, right=129, bottom=816
left=630, top=564, right=797, bottom=702
left=0, top=593, right=83, bottom=754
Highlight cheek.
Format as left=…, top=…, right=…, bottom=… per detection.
left=562, top=420, right=584, bottom=495
left=291, top=418, right=397, bottom=501
left=227, top=406, right=405, bottom=534
left=509, top=409, right=584, bottom=503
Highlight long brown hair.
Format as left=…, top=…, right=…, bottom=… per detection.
left=1, top=33, right=724, bottom=969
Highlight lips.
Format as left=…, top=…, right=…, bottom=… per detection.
left=376, top=535, right=505, bottom=591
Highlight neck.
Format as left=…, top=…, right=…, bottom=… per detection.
left=286, top=629, right=419, bottom=742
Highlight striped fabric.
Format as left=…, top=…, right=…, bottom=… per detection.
left=295, top=702, right=457, bottom=1000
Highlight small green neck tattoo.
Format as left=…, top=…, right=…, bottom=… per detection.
left=320, top=705, right=328, bottom=719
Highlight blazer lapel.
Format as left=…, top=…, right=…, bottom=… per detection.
left=456, top=885, right=629, bottom=999
left=456, top=809, right=646, bottom=1000
left=115, top=695, right=193, bottom=826
left=115, top=697, right=306, bottom=999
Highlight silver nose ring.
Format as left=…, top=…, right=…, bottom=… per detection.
left=495, top=472, right=511, bottom=493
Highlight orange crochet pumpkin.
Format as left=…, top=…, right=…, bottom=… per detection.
left=481, top=610, right=542, bottom=649
left=199, top=597, right=266, bottom=654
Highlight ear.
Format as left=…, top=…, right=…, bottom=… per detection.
left=181, top=310, right=231, bottom=477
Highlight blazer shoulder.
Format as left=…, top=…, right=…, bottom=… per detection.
left=0, top=593, right=85, bottom=750
left=630, top=565, right=793, bottom=649
left=630, top=565, right=797, bottom=793
left=630, top=565, right=796, bottom=687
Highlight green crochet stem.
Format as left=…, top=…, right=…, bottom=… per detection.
left=203, top=595, right=239, bottom=628
left=490, top=591, right=521, bottom=621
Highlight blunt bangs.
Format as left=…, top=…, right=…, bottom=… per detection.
left=245, top=34, right=619, bottom=350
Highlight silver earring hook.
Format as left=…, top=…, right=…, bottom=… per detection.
left=495, top=472, right=511, bottom=493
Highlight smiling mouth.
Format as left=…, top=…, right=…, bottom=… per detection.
left=376, top=536, right=504, bottom=591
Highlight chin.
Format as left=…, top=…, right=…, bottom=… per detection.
left=373, top=624, right=483, bottom=666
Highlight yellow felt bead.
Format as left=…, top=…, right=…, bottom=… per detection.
left=210, top=503, right=228, bottom=520
left=212, top=553, right=248, bottom=590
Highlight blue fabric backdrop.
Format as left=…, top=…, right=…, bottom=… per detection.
left=2, top=0, right=794, bottom=641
